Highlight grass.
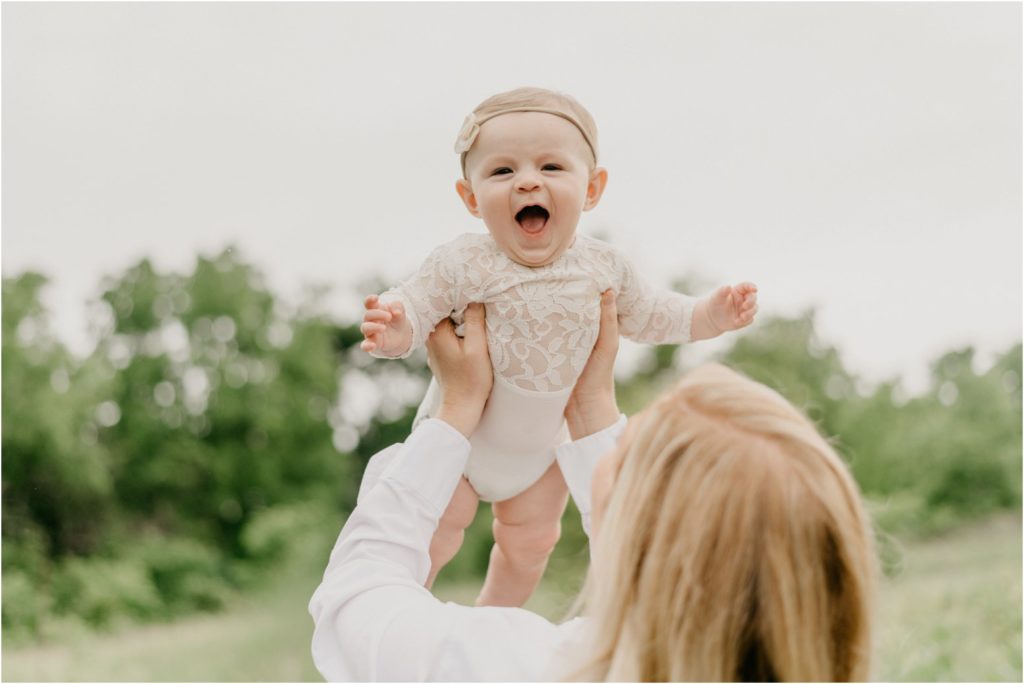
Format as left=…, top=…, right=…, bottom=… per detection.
left=3, top=513, right=1020, bottom=682
left=1, top=561, right=324, bottom=682
left=875, top=513, right=1022, bottom=681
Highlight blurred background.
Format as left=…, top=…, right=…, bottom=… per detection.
left=2, top=2, right=1020, bottom=681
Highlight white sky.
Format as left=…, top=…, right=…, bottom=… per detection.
left=3, top=1, right=1021, bottom=393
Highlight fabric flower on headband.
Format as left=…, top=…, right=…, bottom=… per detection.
left=454, top=114, right=480, bottom=154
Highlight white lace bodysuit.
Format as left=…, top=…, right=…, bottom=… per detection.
left=375, top=232, right=696, bottom=502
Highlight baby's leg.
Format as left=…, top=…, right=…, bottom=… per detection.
left=426, top=476, right=479, bottom=589
left=476, top=462, right=569, bottom=607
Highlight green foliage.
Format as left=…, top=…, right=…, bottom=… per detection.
left=2, top=251, right=364, bottom=639
left=2, top=569, right=49, bottom=637
left=3, top=273, right=114, bottom=558
left=826, top=344, right=1022, bottom=533
left=51, top=555, right=164, bottom=627
left=239, top=501, right=337, bottom=568
left=93, top=250, right=352, bottom=554
left=705, top=314, right=1018, bottom=535
left=137, top=537, right=231, bottom=613
left=3, top=253, right=1020, bottom=646
left=720, top=310, right=854, bottom=436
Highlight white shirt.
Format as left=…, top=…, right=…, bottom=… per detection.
left=308, top=416, right=627, bottom=682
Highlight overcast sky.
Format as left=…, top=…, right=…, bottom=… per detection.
left=3, top=1, right=1021, bottom=392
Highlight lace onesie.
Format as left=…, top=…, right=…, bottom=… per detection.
left=375, top=232, right=696, bottom=501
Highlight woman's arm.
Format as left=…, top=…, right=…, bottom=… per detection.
left=557, top=290, right=626, bottom=536
left=428, top=304, right=493, bottom=438
left=310, top=304, right=577, bottom=681
left=564, top=290, right=621, bottom=441
left=308, top=419, right=471, bottom=680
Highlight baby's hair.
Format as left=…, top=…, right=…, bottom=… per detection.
left=460, top=87, right=599, bottom=173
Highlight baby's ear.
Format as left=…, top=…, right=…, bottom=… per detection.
left=584, top=167, right=609, bottom=211
left=455, top=179, right=481, bottom=218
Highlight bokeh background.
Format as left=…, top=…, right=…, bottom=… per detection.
left=2, top=2, right=1020, bottom=681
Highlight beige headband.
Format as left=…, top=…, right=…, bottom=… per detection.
left=455, top=106, right=599, bottom=177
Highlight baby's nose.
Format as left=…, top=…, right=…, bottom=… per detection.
left=515, top=170, right=542, bottom=192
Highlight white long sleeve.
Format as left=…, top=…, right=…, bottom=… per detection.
left=555, top=414, right=628, bottom=537
left=308, top=416, right=626, bottom=682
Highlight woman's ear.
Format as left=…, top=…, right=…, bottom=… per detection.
left=584, top=167, right=609, bottom=211
left=455, top=179, right=481, bottom=217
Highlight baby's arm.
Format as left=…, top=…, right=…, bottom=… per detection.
left=361, top=242, right=465, bottom=359
left=689, top=282, right=758, bottom=341
left=360, top=295, right=413, bottom=356
left=615, top=253, right=757, bottom=344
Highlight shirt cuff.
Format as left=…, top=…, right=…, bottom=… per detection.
left=555, top=414, right=627, bottom=521
left=381, top=418, right=471, bottom=519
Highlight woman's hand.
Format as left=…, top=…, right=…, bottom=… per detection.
left=565, top=290, right=621, bottom=440
left=425, top=303, right=493, bottom=438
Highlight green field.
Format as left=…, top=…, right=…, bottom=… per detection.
left=4, top=514, right=1020, bottom=682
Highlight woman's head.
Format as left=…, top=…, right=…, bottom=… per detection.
left=578, top=363, right=876, bottom=681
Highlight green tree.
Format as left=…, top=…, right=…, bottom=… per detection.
left=94, top=249, right=354, bottom=554
left=2, top=273, right=112, bottom=561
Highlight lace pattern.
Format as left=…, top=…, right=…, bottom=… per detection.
left=377, top=233, right=696, bottom=392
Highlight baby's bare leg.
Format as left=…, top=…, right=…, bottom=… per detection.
left=427, top=476, right=479, bottom=589
left=476, top=462, right=569, bottom=607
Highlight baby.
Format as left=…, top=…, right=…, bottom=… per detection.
left=360, top=87, right=758, bottom=607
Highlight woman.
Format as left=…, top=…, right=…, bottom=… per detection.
left=309, top=292, right=877, bottom=681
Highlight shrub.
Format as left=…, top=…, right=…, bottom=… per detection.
left=136, top=537, right=231, bottom=614
left=50, top=556, right=163, bottom=627
left=2, top=569, right=49, bottom=639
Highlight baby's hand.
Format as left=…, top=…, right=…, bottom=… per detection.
left=706, top=282, right=758, bottom=334
left=360, top=294, right=413, bottom=356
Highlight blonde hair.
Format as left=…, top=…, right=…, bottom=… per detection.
left=459, top=87, right=599, bottom=176
left=570, top=363, right=876, bottom=681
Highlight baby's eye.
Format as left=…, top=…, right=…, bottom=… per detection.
left=542, top=164, right=562, bottom=171
left=490, top=167, right=513, bottom=176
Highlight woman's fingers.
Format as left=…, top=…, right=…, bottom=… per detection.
left=578, top=290, right=619, bottom=383
left=595, top=290, right=619, bottom=354
left=564, top=290, right=621, bottom=439
left=425, top=304, right=493, bottom=437
left=462, top=303, right=487, bottom=354
left=428, top=317, right=454, bottom=349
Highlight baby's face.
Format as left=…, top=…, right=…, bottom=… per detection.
left=456, top=112, right=607, bottom=267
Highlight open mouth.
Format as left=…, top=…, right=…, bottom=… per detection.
left=515, top=205, right=550, bottom=234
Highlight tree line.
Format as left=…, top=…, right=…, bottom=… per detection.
left=3, top=248, right=1020, bottom=640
